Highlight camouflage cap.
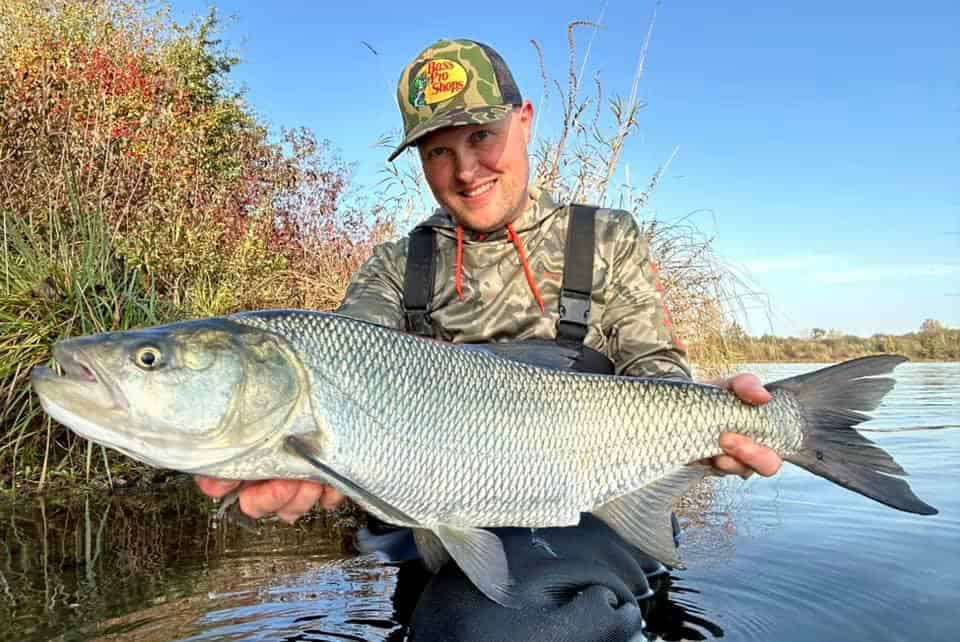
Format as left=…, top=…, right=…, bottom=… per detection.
left=388, top=39, right=522, bottom=161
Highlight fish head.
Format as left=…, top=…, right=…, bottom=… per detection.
left=31, top=318, right=304, bottom=471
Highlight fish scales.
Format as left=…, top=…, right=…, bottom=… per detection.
left=233, top=310, right=803, bottom=526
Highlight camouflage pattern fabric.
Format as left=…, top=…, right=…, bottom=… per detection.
left=337, top=185, right=690, bottom=380
left=389, top=39, right=521, bottom=161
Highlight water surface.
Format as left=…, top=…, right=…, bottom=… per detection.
left=1, top=362, right=957, bottom=641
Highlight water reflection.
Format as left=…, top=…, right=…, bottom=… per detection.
left=0, top=482, right=377, bottom=642
left=1, top=482, right=742, bottom=642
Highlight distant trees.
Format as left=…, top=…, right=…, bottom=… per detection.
left=722, top=321, right=959, bottom=362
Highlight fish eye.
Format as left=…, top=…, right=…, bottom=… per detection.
left=134, top=345, right=163, bottom=370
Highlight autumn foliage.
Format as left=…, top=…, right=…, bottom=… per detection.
left=0, top=0, right=387, bottom=486
left=1, top=0, right=386, bottom=311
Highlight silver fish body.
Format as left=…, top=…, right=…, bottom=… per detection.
left=234, top=311, right=801, bottom=526
left=31, top=309, right=937, bottom=605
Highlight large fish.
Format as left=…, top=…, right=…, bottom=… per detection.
left=31, top=310, right=937, bottom=605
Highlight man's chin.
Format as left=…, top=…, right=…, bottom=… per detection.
left=445, top=192, right=527, bottom=233
left=447, top=205, right=499, bottom=233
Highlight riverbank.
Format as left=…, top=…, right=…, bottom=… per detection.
left=723, top=329, right=959, bottom=363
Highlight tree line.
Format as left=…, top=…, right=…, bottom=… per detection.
left=722, top=320, right=959, bottom=362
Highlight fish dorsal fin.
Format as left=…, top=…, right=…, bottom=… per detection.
left=413, top=528, right=449, bottom=572
left=593, top=464, right=710, bottom=568
left=435, top=524, right=517, bottom=607
left=284, top=435, right=417, bottom=526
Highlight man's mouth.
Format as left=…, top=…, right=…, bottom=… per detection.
left=459, top=180, right=496, bottom=198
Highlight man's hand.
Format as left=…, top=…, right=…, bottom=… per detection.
left=705, top=373, right=783, bottom=478
left=194, top=477, right=344, bottom=523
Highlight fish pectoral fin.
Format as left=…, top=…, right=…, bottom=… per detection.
left=413, top=528, right=449, bottom=572
left=593, top=463, right=710, bottom=568
left=435, top=524, right=517, bottom=608
left=284, top=435, right=417, bottom=526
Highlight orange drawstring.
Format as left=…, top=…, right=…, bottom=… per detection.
left=506, top=223, right=545, bottom=315
left=455, top=225, right=465, bottom=300
left=452, top=225, right=544, bottom=315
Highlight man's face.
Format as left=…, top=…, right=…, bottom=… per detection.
left=417, top=101, right=534, bottom=233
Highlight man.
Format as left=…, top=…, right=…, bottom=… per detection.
left=196, top=39, right=780, bottom=539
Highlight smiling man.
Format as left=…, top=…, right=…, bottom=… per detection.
left=196, top=38, right=781, bottom=634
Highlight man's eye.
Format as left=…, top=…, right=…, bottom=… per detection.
left=471, top=130, right=494, bottom=143
left=425, top=147, right=448, bottom=160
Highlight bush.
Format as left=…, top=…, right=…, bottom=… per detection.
left=0, top=0, right=386, bottom=487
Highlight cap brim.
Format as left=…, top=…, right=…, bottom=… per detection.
left=387, top=104, right=515, bottom=162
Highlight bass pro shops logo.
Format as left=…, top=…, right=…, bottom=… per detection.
left=409, top=59, right=467, bottom=108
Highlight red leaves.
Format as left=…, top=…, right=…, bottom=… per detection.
left=1, top=0, right=377, bottom=314
left=76, top=47, right=157, bottom=102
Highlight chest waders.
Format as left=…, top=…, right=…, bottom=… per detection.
left=401, top=204, right=615, bottom=374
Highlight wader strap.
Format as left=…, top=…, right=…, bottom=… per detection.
left=402, top=227, right=435, bottom=337
left=558, top=204, right=596, bottom=344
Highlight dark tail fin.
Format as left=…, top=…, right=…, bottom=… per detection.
left=768, top=355, right=938, bottom=516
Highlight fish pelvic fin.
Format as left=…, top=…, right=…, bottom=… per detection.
left=769, top=355, right=938, bottom=516
left=593, top=463, right=711, bottom=568
left=435, top=524, right=518, bottom=608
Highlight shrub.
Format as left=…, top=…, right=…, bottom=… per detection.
left=0, top=0, right=384, bottom=487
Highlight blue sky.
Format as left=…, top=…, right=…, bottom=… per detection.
left=171, top=1, right=958, bottom=337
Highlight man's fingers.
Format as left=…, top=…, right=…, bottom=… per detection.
left=719, top=433, right=783, bottom=477
left=275, top=481, right=331, bottom=523
left=196, top=477, right=343, bottom=523
left=710, top=454, right=753, bottom=479
left=194, top=475, right=241, bottom=498
left=728, top=373, right=771, bottom=405
left=237, top=479, right=300, bottom=519
left=319, top=485, right=345, bottom=510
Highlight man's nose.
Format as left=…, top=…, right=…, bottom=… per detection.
left=454, top=150, right=479, bottom=183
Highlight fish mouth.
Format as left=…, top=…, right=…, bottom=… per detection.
left=32, top=345, right=128, bottom=412
left=52, top=347, right=97, bottom=382
left=31, top=343, right=262, bottom=473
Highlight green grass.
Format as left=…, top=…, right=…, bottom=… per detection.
left=1, top=178, right=179, bottom=490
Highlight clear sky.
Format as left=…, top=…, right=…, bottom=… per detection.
left=171, top=0, right=958, bottom=337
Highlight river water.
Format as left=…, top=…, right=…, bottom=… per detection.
left=1, top=362, right=957, bottom=642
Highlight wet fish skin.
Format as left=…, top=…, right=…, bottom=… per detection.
left=31, top=309, right=937, bottom=606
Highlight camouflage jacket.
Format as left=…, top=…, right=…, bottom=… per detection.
left=337, top=186, right=691, bottom=379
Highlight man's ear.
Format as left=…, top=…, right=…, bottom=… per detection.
left=518, top=100, right=534, bottom=144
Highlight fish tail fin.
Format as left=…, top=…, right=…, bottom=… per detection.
left=769, top=355, right=937, bottom=516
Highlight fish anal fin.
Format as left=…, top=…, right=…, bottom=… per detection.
left=593, top=464, right=710, bottom=568
left=435, top=524, right=517, bottom=608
